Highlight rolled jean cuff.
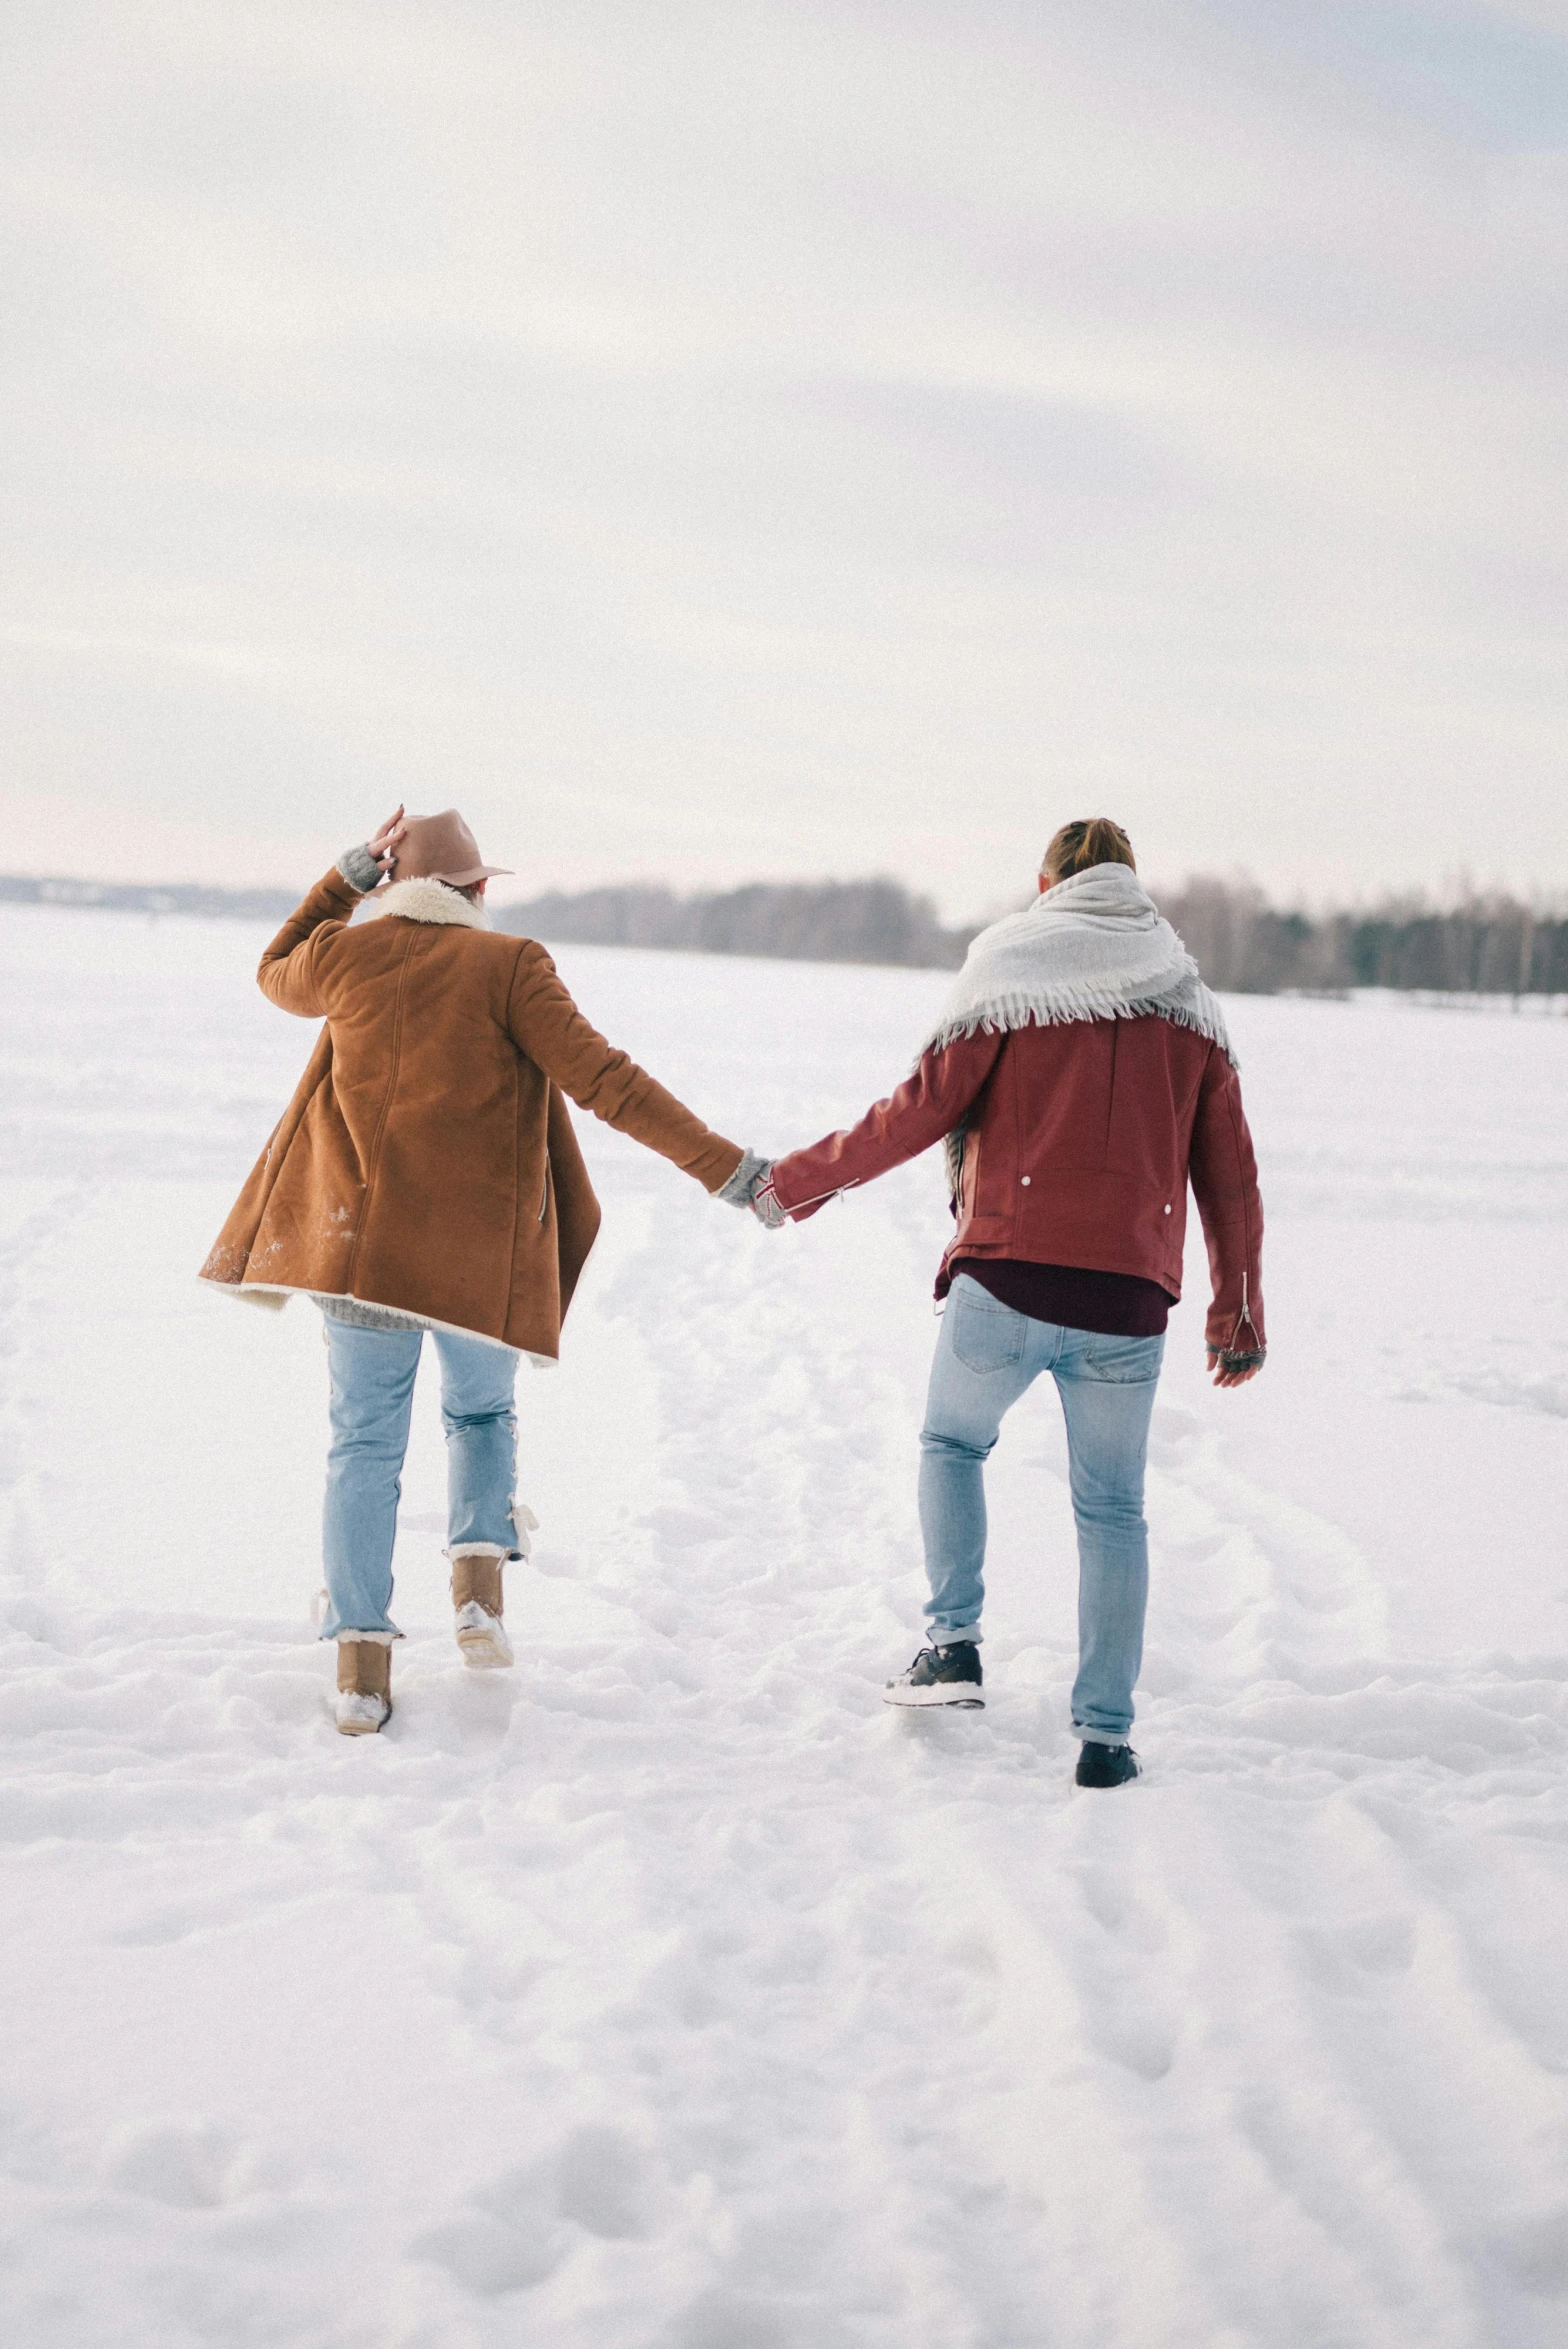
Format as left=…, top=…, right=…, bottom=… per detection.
left=327, top=1627, right=401, bottom=1646
left=1074, top=1721, right=1132, bottom=1746
left=927, top=1622, right=982, bottom=1647
left=445, top=1541, right=510, bottom=1561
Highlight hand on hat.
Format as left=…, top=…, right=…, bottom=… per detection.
left=366, top=805, right=407, bottom=882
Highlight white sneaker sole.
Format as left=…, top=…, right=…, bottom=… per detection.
left=336, top=1695, right=391, bottom=1736
left=882, top=1683, right=985, bottom=1709
left=455, top=1610, right=514, bottom=1670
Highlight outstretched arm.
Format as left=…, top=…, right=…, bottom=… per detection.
left=505, top=940, right=744, bottom=1193
left=765, top=1031, right=1005, bottom=1221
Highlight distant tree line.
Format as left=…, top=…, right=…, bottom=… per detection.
left=499, top=875, right=1568, bottom=996
left=1157, top=877, right=1568, bottom=997
left=5, top=868, right=1566, bottom=996
left=0, top=873, right=298, bottom=921
left=493, top=880, right=972, bottom=969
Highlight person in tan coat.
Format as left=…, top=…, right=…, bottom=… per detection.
left=202, top=808, right=757, bottom=1734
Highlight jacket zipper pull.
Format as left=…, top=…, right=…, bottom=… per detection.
left=1231, top=1269, right=1260, bottom=1347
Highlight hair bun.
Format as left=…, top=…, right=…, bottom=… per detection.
left=1040, top=818, right=1136, bottom=882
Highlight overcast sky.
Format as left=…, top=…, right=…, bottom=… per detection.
left=2, top=1, right=1565, bottom=917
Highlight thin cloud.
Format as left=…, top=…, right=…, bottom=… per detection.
left=0, top=0, right=1563, bottom=911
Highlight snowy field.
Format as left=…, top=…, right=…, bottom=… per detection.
left=2, top=900, right=1567, bottom=2349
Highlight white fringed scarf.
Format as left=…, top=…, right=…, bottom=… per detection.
left=923, top=862, right=1234, bottom=1195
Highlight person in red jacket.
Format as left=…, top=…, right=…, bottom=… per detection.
left=738, top=818, right=1265, bottom=1788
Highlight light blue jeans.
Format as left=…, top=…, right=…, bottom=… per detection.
left=919, top=1274, right=1165, bottom=1744
left=320, top=1320, right=522, bottom=1641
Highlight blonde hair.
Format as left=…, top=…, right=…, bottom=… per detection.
left=1040, top=817, right=1136, bottom=882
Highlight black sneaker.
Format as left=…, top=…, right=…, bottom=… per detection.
left=1075, top=1741, right=1140, bottom=1788
left=883, top=1644, right=984, bottom=1709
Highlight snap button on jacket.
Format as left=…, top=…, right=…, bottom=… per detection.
left=201, top=870, right=744, bottom=1356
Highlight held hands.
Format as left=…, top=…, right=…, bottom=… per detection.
left=1207, top=1346, right=1264, bottom=1388
left=717, top=1151, right=789, bottom=1227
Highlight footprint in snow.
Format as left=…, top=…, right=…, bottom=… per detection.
left=1490, top=2206, right=1568, bottom=2298
left=104, top=2118, right=258, bottom=2209
left=1094, top=2010, right=1177, bottom=2082
left=663, top=2290, right=803, bottom=2349
left=1296, top=1912, right=1418, bottom=1993
left=410, top=2125, right=656, bottom=2299
left=1076, top=1868, right=1170, bottom=1954
left=408, top=2205, right=569, bottom=2297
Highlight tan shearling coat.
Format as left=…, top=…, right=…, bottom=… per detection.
left=200, top=869, right=744, bottom=1355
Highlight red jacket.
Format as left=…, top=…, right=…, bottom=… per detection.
left=769, top=1016, right=1265, bottom=1355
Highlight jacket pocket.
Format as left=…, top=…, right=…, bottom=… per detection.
left=949, top=1280, right=1026, bottom=1373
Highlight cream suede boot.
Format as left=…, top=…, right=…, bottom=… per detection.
left=335, top=1639, right=392, bottom=1734
left=451, top=1553, right=513, bottom=1670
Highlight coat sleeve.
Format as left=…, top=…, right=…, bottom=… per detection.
left=1188, top=1049, right=1266, bottom=1355
left=256, top=869, right=363, bottom=1017
left=769, top=1030, right=1007, bottom=1220
left=505, top=942, right=744, bottom=1193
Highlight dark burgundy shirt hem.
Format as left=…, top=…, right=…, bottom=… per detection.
left=949, top=1257, right=1171, bottom=1337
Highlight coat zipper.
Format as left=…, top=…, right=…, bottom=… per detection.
left=1230, top=1270, right=1261, bottom=1349
left=776, top=1176, right=860, bottom=1214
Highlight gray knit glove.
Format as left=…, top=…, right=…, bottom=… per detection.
left=336, top=842, right=385, bottom=895
left=750, top=1172, right=788, bottom=1230
left=717, top=1154, right=790, bottom=1229
left=719, top=1150, right=789, bottom=1225
left=717, top=1149, right=771, bottom=1208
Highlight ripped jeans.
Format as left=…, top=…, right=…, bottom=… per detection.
left=319, top=1318, right=522, bottom=1641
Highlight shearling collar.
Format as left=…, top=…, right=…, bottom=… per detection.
left=370, top=877, right=491, bottom=931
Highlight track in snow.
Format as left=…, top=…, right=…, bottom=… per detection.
left=2, top=908, right=1567, bottom=2348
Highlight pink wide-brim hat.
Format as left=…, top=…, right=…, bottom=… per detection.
left=389, top=809, right=512, bottom=888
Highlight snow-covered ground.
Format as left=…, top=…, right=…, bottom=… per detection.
left=2, top=901, right=1567, bottom=2349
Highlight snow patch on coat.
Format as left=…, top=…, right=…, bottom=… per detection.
left=368, top=877, right=491, bottom=930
